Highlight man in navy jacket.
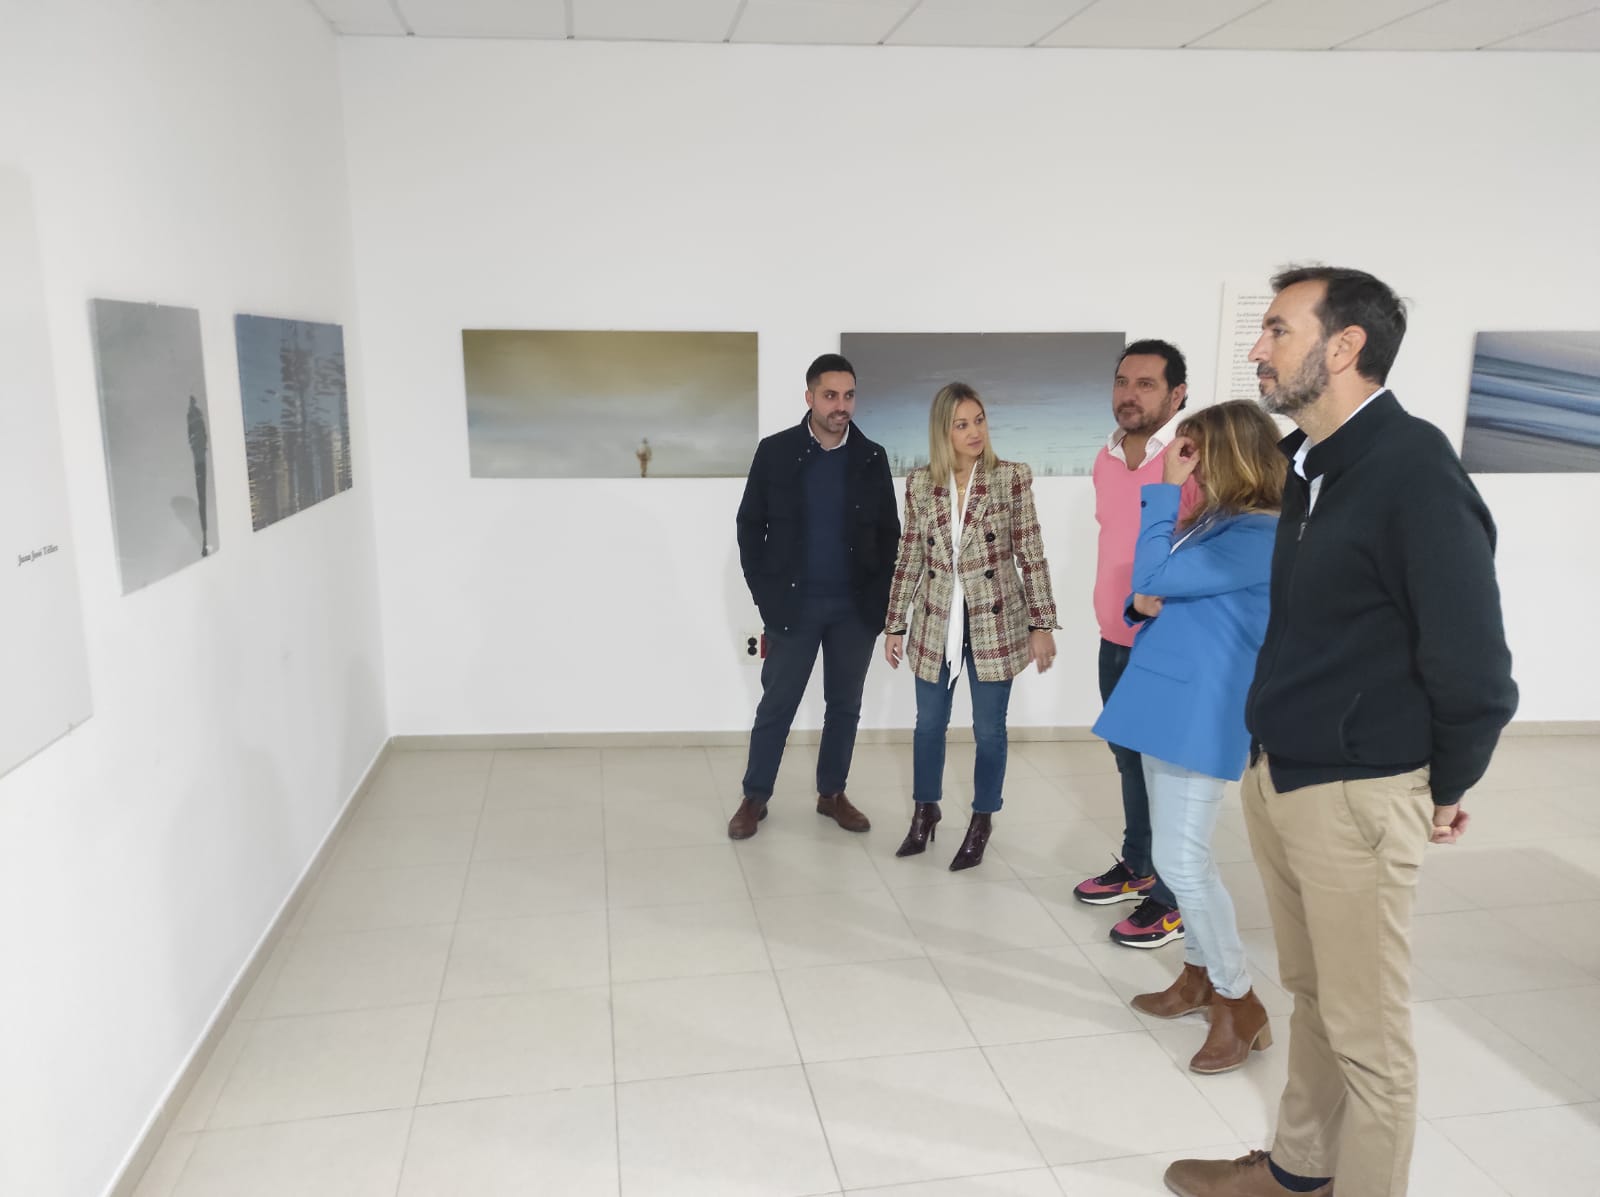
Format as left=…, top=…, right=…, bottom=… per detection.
left=730, top=354, right=900, bottom=840
left=1165, top=267, right=1517, bottom=1197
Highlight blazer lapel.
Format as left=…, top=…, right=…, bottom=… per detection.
left=929, top=474, right=957, bottom=564
left=958, top=460, right=991, bottom=557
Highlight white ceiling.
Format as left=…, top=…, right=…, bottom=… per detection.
left=307, top=0, right=1600, bottom=51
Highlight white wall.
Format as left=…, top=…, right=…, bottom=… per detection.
left=0, top=4, right=386, bottom=1195
left=341, top=38, right=1600, bottom=736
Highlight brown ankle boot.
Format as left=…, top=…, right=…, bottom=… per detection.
left=727, top=797, right=768, bottom=840
left=895, top=802, right=941, bottom=857
left=1189, top=988, right=1271, bottom=1075
left=1131, top=962, right=1214, bottom=1019
left=948, top=812, right=992, bottom=871
left=817, top=790, right=870, bottom=832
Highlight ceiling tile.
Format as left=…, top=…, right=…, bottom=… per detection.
left=731, top=0, right=915, bottom=45
left=399, top=0, right=567, bottom=38
left=310, top=0, right=408, bottom=35
left=574, top=0, right=744, bottom=41
left=1340, top=0, right=1600, bottom=49
left=1191, top=0, right=1443, bottom=51
left=1489, top=7, right=1600, bottom=49
left=1041, top=0, right=1274, bottom=48
left=887, top=0, right=1096, bottom=48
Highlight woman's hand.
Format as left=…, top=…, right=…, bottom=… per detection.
left=884, top=633, right=905, bottom=669
left=1132, top=593, right=1165, bottom=619
left=1163, top=434, right=1199, bottom=487
left=1028, top=629, right=1056, bottom=674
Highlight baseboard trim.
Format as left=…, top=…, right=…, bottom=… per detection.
left=390, top=719, right=1595, bottom=752
left=106, top=738, right=394, bottom=1197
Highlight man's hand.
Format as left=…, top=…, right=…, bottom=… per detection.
left=1163, top=434, right=1200, bottom=486
left=884, top=634, right=905, bottom=669
left=1132, top=593, right=1164, bottom=619
left=1431, top=803, right=1471, bottom=844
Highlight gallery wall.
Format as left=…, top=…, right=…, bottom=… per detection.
left=0, top=3, right=385, bottom=1195
left=340, top=38, right=1600, bottom=737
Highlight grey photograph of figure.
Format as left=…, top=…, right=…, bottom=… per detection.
left=234, top=314, right=352, bottom=531
left=840, top=332, right=1125, bottom=476
left=462, top=330, right=757, bottom=478
left=89, top=299, right=218, bottom=593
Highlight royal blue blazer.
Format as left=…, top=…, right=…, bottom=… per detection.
left=1093, top=484, right=1277, bottom=781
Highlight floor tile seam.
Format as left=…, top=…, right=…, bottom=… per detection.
left=736, top=810, right=848, bottom=1197
left=599, top=752, right=624, bottom=1197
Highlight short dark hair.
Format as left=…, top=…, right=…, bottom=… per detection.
left=1118, top=339, right=1188, bottom=392
left=1270, top=265, right=1407, bottom=384
left=806, top=353, right=855, bottom=388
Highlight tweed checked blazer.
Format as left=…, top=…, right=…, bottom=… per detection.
left=885, top=460, right=1060, bottom=684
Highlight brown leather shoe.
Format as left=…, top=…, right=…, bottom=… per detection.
left=817, top=791, right=870, bottom=832
left=1164, top=1150, right=1330, bottom=1196
left=1132, top=962, right=1214, bottom=1019
left=1189, top=988, right=1272, bottom=1074
left=727, top=797, right=768, bottom=840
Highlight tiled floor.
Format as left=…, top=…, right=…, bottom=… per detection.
left=134, top=734, right=1600, bottom=1196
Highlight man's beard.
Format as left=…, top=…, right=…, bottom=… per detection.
left=1259, top=340, right=1329, bottom=416
left=1115, top=403, right=1166, bottom=436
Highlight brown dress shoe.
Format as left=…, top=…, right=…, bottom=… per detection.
left=1164, top=1150, right=1330, bottom=1197
left=727, top=797, right=769, bottom=840
left=817, top=791, right=870, bottom=832
left=1132, top=962, right=1214, bottom=1019
left=1189, top=988, right=1272, bottom=1074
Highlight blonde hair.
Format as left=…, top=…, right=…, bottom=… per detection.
left=926, top=382, right=999, bottom=483
left=1175, top=400, right=1285, bottom=527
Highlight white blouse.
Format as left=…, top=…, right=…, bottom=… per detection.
left=944, top=463, right=979, bottom=687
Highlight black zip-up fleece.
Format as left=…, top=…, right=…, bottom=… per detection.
left=1246, top=391, right=1518, bottom=805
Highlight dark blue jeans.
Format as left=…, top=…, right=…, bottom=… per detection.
left=742, top=594, right=877, bottom=801
left=913, top=647, right=1013, bottom=814
left=1098, top=638, right=1176, bottom=908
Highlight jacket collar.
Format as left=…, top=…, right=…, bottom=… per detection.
left=1277, top=389, right=1401, bottom=484
left=929, top=458, right=990, bottom=557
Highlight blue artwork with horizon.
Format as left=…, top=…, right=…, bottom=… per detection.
left=839, top=332, right=1125, bottom=478
left=1461, top=331, right=1600, bottom=473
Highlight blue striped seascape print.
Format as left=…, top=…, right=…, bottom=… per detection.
left=1461, top=331, right=1600, bottom=473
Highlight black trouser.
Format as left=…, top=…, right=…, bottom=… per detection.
left=742, top=594, right=876, bottom=800
left=1098, top=638, right=1176, bottom=907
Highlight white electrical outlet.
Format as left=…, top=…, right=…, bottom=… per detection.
left=743, top=631, right=763, bottom=661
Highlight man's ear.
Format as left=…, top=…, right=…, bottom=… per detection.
left=1328, top=325, right=1368, bottom=376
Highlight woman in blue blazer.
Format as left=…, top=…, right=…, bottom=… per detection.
left=1093, top=400, right=1285, bottom=1076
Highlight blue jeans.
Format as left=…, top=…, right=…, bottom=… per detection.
left=1144, top=754, right=1250, bottom=999
left=913, top=647, right=1013, bottom=813
left=743, top=594, right=877, bottom=800
left=1097, top=638, right=1176, bottom=908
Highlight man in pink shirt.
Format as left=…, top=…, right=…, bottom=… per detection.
left=1076, top=340, right=1202, bottom=948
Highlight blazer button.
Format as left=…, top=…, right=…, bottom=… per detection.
left=928, top=569, right=935, bottom=578
left=984, top=569, right=994, bottom=578
left=927, top=536, right=935, bottom=545
left=991, top=601, right=1002, bottom=613
left=985, top=532, right=995, bottom=542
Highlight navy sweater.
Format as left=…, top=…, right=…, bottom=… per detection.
left=1246, top=391, right=1518, bottom=806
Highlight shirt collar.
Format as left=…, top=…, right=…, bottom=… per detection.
left=807, top=417, right=850, bottom=451
left=1292, top=387, right=1387, bottom=479
left=1106, top=407, right=1187, bottom=461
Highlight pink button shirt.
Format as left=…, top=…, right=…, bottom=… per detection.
left=1092, top=420, right=1203, bottom=647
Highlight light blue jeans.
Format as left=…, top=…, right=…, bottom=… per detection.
left=1144, top=754, right=1251, bottom=1000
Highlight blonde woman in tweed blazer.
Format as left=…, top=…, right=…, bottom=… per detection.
left=883, top=382, right=1060, bottom=870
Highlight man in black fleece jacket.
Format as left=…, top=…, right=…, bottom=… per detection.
left=1165, top=268, right=1516, bottom=1197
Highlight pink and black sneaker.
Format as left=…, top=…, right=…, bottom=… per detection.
left=1073, top=859, right=1157, bottom=906
left=1110, top=896, right=1184, bottom=948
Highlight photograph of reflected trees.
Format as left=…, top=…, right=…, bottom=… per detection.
left=235, top=314, right=352, bottom=530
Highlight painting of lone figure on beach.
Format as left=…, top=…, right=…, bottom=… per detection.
left=839, top=331, right=1125, bottom=477
left=1461, top=331, right=1600, bottom=473
left=89, top=298, right=218, bottom=592
left=462, top=330, right=757, bottom=478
